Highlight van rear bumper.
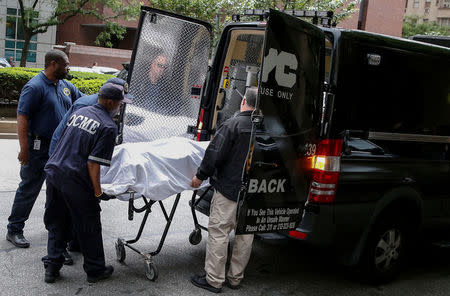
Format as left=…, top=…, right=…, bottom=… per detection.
left=288, top=201, right=376, bottom=266
left=289, top=204, right=335, bottom=246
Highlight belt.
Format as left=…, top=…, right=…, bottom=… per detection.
left=28, top=133, right=51, bottom=143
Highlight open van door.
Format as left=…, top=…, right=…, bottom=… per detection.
left=236, top=9, right=326, bottom=234
left=118, top=7, right=212, bottom=143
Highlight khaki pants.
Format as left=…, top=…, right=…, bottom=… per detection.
left=205, top=190, right=254, bottom=289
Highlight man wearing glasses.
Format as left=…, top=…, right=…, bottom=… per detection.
left=6, top=50, right=83, bottom=249
left=145, top=52, right=169, bottom=113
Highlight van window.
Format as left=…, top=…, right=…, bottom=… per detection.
left=212, top=30, right=265, bottom=129
left=332, top=33, right=450, bottom=160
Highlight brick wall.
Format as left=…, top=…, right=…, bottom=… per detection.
left=337, top=0, right=407, bottom=37
left=57, top=14, right=137, bottom=50
left=64, top=44, right=132, bottom=69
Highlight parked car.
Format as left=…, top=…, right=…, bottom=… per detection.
left=0, top=57, right=11, bottom=68
left=117, top=62, right=130, bottom=81
left=122, top=7, right=450, bottom=283
left=69, top=66, right=120, bottom=75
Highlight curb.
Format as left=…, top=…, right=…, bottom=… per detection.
left=0, top=121, right=17, bottom=139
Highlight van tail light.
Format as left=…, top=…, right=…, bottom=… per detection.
left=196, top=108, right=205, bottom=141
left=308, top=139, right=343, bottom=203
left=289, top=230, right=307, bottom=239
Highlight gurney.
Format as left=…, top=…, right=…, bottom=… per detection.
left=100, top=137, right=212, bottom=280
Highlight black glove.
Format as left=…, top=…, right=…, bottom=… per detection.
left=97, top=192, right=116, bottom=201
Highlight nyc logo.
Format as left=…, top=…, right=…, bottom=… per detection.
left=261, top=48, right=298, bottom=88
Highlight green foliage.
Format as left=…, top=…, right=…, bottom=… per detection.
left=95, top=21, right=127, bottom=48
left=402, top=15, right=450, bottom=38
left=70, top=78, right=107, bottom=95
left=0, top=67, right=114, bottom=103
left=150, top=0, right=360, bottom=49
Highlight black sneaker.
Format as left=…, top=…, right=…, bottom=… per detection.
left=63, top=250, right=73, bottom=265
left=191, top=275, right=221, bottom=293
left=87, top=265, right=114, bottom=283
left=6, top=233, right=30, bottom=248
left=44, top=265, right=61, bottom=283
left=224, top=278, right=241, bottom=290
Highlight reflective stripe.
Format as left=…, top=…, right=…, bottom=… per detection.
left=88, top=155, right=111, bottom=165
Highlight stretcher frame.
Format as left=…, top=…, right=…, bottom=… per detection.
left=115, top=187, right=212, bottom=281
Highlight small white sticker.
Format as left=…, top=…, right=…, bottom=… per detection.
left=33, top=139, right=41, bottom=150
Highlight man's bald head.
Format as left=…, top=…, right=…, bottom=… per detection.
left=44, top=50, right=68, bottom=69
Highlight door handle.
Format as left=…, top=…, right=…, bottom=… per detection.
left=402, top=177, right=414, bottom=184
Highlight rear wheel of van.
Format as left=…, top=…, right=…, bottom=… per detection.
left=364, top=218, right=411, bottom=283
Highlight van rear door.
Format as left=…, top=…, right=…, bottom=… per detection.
left=119, top=7, right=212, bottom=143
left=236, top=9, right=326, bottom=234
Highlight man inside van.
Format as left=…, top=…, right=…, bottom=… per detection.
left=190, top=87, right=257, bottom=293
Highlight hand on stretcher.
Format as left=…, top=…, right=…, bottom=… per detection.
left=190, top=176, right=203, bottom=188
left=97, top=192, right=116, bottom=201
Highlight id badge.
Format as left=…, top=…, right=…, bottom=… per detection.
left=33, top=139, right=41, bottom=150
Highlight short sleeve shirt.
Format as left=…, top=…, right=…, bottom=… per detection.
left=49, top=94, right=99, bottom=156
left=44, top=103, right=117, bottom=191
left=17, top=71, right=84, bottom=139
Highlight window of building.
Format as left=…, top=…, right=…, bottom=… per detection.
left=425, top=7, right=430, bottom=12
left=413, top=0, right=420, bottom=7
left=5, top=8, right=38, bottom=63
left=438, top=17, right=450, bottom=25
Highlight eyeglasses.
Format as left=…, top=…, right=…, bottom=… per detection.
left=157, top=63, right=168, bottom=69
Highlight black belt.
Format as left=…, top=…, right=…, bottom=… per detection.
left=28, top=133, right=51, bottom=142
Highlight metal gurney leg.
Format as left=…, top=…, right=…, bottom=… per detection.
left=188, top=186, right=213, bottom=245
left=115, top=191, right=181, bottom=281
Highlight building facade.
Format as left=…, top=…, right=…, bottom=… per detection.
left=0, top=0, right=57, bottom=67
left=338, top=0, right=407, bottom=37
left=405, top=0, right=450, bottom=26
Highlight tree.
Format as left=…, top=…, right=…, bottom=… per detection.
left=95, top=21, right=127, bottom=48
left=149, top=0, right=360, bottom=48
left=16, top=0, right=140, bottom=67
left=402, top=15, right=450, bottom=38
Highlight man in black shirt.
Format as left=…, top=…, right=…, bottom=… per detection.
left=190, top=87, right=257, bottom=293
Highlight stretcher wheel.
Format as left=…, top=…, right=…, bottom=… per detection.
left=145, top=260, right=158, bottom=281
left=189, top=229, right=202, bottom=245
left=115, top=240, right=126, bottom=262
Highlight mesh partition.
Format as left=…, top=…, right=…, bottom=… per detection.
left=123, top=11, right=211, bottom=143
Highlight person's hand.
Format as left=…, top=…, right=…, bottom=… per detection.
left=96, top=192, right=116, bottom=201
left=190, top=176, right=203, bottom=188
left=18, top=149, right=29, bottom=166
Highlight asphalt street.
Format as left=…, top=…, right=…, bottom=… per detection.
left=1, top=138, right=450, bottom=296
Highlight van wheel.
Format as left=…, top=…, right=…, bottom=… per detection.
left=364, top=218, right=410, bottom=283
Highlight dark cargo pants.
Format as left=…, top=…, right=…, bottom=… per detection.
left=44, top=180, right=106, bottom=276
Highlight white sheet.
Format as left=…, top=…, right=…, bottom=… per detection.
left=100, top=137, right=210, bottom=201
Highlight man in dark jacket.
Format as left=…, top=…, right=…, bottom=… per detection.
left=190, top=87, right=257, bottom=293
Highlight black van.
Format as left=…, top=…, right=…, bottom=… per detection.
left=122, top=7, right=450, bottom=282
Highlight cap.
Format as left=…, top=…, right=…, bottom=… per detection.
left=99, top=78, right=133, bottom=103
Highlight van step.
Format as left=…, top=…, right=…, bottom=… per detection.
left=432, top=241, right=450, bottom=248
